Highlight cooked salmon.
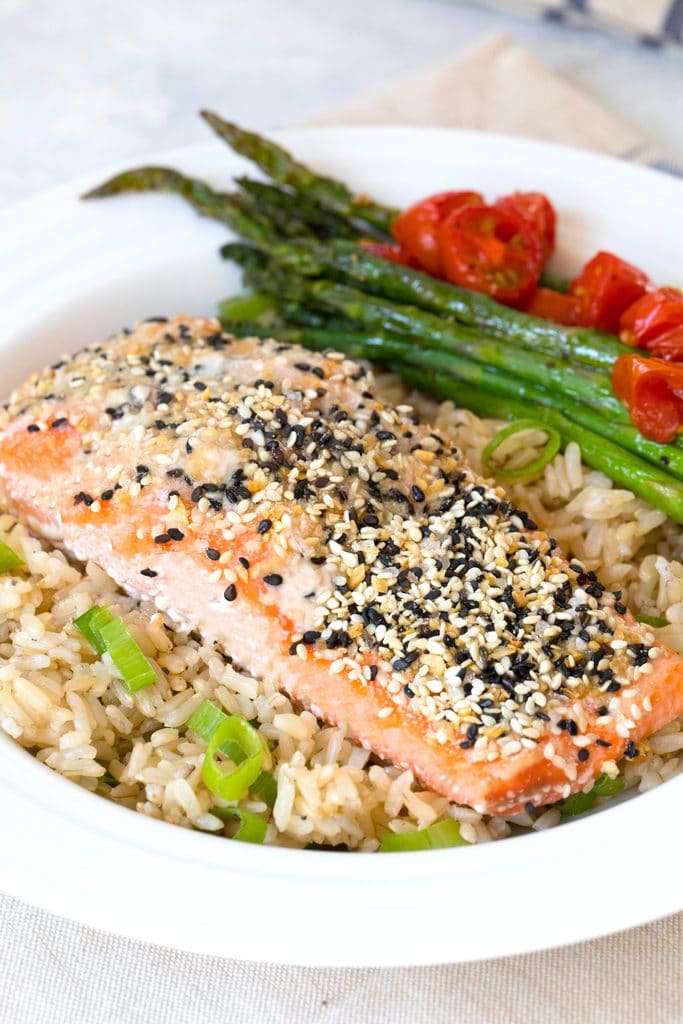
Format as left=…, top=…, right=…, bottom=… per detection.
left=1, top=315, right=682, bottom=815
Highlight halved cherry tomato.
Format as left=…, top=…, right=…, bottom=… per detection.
left=437, top=203, right=543, bottom=306
left=495, top=192, right=556, bottom=262
left=569, top=251, right=649, bottom=333
left=619, top=287, right=683, bottom=348
left=360, top=240, right=421, bottom=268
left=391, top=191, right=483, bottom=276
left=644, top=327, right=683, bottom=362
left=524, top=287, right=579, bottom=325
left=612, top=354, right=683, bottom=443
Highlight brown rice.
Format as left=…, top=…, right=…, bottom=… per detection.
left=1, top=378, right=681, bottom=850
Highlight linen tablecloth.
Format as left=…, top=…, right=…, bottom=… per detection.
left=1, top=31, right=682, bottom=1024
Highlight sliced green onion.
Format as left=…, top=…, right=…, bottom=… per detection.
left=558, top=773, right=625, bottom=817
left=249, top=770, right=277, bottom=808
left=188, top=698, right=230, bottom=744
left=481, top=419, right=561, bottom=482
left=635, top=613, right=668, bottom=629
left=0, top=540, right=24, bottom=572
left=213, top=806, right=268, bottom=844
left=75, top=606, right=156, bottom=692
left=218, top=292, right=275, bottom=324
left=98, top=617, right=157, bottom=693
left=379, top=818, right=466, bottom=852
left=188, top=698, right=244, bottom=761
left=74, top=605, right=115, bottom=653
left=202, top=715, right=264, bottom=801
left=188, top=699, right=277, bottom=802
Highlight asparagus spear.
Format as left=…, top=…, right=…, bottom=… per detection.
left=232, top=259, right=627, bottom=420
left=221, top=314, right=683, bottom=483
left=200, top=111, right=398, bottom=238
left=266, top=238, right=631, bottom=370
left=396, top=365, right=683, bottom=525
left=82, top=166, right=278, bottom=246
left=236, top=178, right=357, bottom=239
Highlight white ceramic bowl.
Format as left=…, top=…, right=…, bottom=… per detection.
left=1, top=127, right=682, bottom=966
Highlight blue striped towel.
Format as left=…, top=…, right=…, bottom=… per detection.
left=462, top=0, right=683, bottom=47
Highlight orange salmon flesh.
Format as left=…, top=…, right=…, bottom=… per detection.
left=1, top=315, right=682, bottom=815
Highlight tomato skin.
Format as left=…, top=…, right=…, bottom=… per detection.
left=569, top=251, right=649, bottom=333
left=495, top=192, right=556, bottom=261
left=437, top=203, right=543, bottom=306
left=645, top=327, right=683, bottom=362
left=619, top=287, right=683, bottom=348
left=612, top=354, right=683, bottom=443
left=524, top=287, right=579, bottom=325
left=391, top=191, right=483, bottom=275
left=360, top=240, right=421, bottom=268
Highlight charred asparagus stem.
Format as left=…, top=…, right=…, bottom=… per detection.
left=265, top=238, right=631, bottom=371
left=82, top=166, right=278, bottom=246
left=200, top=110, right=398, bottom=238
left=218, top=316, right=683, bottom=486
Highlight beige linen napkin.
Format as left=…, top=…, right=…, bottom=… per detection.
left=2, top=32, right=682, bottom=1024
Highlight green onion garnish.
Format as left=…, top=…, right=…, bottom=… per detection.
left=74, top=605, right=115, bottom=653
left=558, top=773, right=625, bottom=817
left=74, top=605, right=156, bottom=692
left=213, top=806, right=268, bottom=844
left=98, top=617, right=157, bottom=693
left=249, top=769, right=277, bottom=808
left=481, top=419, right=561, bottom=482
left=218, top=292, right=275, bottom=324
left=379, top=818, right=466, bottom=852
left=635, top=613, right=668, bottom=629
left=0, top=540, right=24, bottom=573
left=201, top=715, right=264, bottom=801
left=188, top=699, right=276, bottom=803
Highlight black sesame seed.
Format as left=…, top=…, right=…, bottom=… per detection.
left=577, top=748, right=590, bottom=762
left=263, top=573, right=283, bottom=586
left=167, top=528, right=184, bottom=541
left=258, top=519, right=272, bottom=534
left=153, top=533, right=171, bottom=544
left=239, top=556, right=250, bottom=569
left=140, top=568, right=158, bottom=578
left=624, top=741, right=638, bottom=759
left=100, top=489, right=114, bottom=501
left=51, top=417, right=68, bottom=429
left=205, top=547, right=220, bottom=561
left=223, top=584, right=237, bottom=602
left=411, top=484, right=425, bottom=502
left=26, top=424, right=40, bottom=433
left=302, top=630, right=321, bottom=644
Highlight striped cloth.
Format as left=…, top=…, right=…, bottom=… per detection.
left=463, top=0, right=683, bottom=46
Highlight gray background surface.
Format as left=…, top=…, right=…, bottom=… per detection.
left=1, top=0, right=683, bottom=207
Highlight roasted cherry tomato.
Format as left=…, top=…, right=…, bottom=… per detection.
left=495, top=192, right=556, bottom=262
left=569, top=251, right=649, bottom=333
left=619, top=287, right=683, bottom=348
left=524, top=287, right=579, bottom=325
left=437, top=203, right=543, bottom=306
left=612, top=354, right=683, bottom=443
left=642, top=327, right=683, bottom=362
left=391, top=191, right=483, bottom=276
left=360, top=240, right=421, bottom=268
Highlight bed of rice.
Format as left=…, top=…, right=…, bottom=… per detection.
left=2, top=382, right=683, bottom=851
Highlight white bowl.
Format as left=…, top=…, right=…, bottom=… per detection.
left=1, top=127, right=682, bottom=967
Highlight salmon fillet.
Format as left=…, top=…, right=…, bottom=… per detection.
left=1, top=315, right=682, bottom=816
